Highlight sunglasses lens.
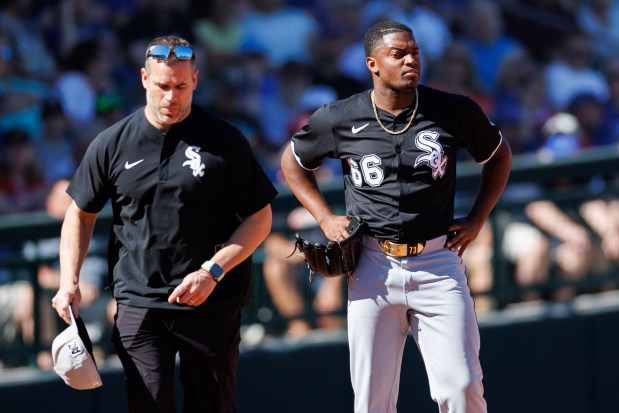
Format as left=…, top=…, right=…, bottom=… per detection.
left=174, top=45, right=194, bottom=60
left=148, top=45, right=171, bottom=59
left=147, top=45, right=194, bottom=60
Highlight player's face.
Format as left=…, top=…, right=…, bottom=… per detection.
left=141, top=59, right=198, bottom=131
left=367, top=31, right=421, bottom=93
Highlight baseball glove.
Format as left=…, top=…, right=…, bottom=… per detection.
left=289, top=216, right=366, bottom=282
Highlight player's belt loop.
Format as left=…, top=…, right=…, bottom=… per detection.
left=378, top=240, right=426, bottom=257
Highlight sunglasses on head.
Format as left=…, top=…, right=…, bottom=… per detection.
left=147, top=44, right=194, bottom=61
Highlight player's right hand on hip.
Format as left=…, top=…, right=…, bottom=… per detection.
left=320, top=214, right=352, bottom=242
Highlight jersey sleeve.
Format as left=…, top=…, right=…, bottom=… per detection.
left=225, top=129, right=278, bottom=218
left=66, top=133, right=113, bottom=213
left=460, top=97, right=503, bottom=164
left=290, top=105, right=336, bottom=170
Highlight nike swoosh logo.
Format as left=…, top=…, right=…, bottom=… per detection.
left=351, top=123, right=369, bottom=134
left=124, top=159, right=144, bottom=169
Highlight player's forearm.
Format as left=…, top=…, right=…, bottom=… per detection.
left=469, top=140, right=512, bottom=223
left=280, top=143, right=336, bottom=226
left=58, top=201, right=97, bottom=292
left=210, top=204, right=273, bottom=273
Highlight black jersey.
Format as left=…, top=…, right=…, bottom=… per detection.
left=68, top=105, right=277, bottom=311
left=291, top=84, right=502, bottom=243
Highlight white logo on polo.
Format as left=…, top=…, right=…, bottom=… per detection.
left=125, top=159, right=144, bottom=169
left=182, top=145, right=205, bottom=177
left=67, top=339, right=84, bottom=358
left=351, top=123, right=369, bottom=134
left=414, top=131, right=447, bottom=179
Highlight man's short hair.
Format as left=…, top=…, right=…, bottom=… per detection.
left=364, top=21, right=413, bottom=57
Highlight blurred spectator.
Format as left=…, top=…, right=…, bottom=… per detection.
left=101, top=0, right=137, bottom=28
left=0, top=268, right=34, bottom=369
left=39, top=0, right=113, bottom=61
left=544, top=31, right=609, bottom=110
left=566, top=92, right=607, bottom=147
left=0, top=129, right=48, bottom=215
left=308, top=28, right=365, bottom=100
left=598, top=55, right=619, bottom=145
left=576, top=0, right=619, bottom=64
left=538, top=112, right=584, bottom=161
left=501, top=0, right=579, bottom=63
left=324, top=0, right=365, bottom=42
left=0, top=29, right=48, bottom=139
left=333, top=0, right=373, bottom=88
left=461, top=0, right=523, bottom=93
left=428, top=40, right=494, bottom=116
left=36, top=96, right=77, bottom=185
left=256, top=60, right=313, bottom=151
left=523, top=198, right=600, bottom=301
left=238, top=0, right=319, bottom=68
left=0, top=0, right=57, bottom=82
left=192, top=0, right=244, bottom=66
left=493, top=49, right=554, bottom=154
left=54, top=38, right=115, bottom=127
left=119, top=0, right=193, bottom=44
left=580, top=198, right=619, bottom=269
left=463, top=215, right=551, bottom=310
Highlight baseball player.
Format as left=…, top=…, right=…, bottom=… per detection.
left=281, top=21, right=512, bottom=413
left=52, top=36, right=277, bottom=412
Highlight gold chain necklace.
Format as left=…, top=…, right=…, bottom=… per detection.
left=370, top=88, right=419, bottom=135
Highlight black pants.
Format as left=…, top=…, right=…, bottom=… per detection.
left=112, top=304, right=241, bottom=413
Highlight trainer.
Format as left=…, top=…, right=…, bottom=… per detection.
left=52, top=36, right=277, bottom=413
left=281, top=21, right=511, bottom=412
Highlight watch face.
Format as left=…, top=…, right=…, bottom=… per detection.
left=205, top=262, right=224, bottom=278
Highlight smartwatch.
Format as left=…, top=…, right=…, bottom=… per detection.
left=201, top=261, right=225, bottom=283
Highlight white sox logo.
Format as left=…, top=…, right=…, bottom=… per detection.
left=414, top=131, right=447, bottom=179
left=182, top=146, right=205, bottom=177
left=67, top=339, right=84, bottom=358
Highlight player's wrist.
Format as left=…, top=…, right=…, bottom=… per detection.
left=197, top=268, right=221, bottom=284
left=199, top=261, right=225, bottom=283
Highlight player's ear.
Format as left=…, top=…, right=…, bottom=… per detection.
left=366, top=56, right=378, bottom=75
left=141, top=67, right=149, bottom=89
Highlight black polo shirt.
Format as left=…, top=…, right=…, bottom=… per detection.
left=68, top=105, right=277, bottom=311
left=291, top=84, right=502, bottom=243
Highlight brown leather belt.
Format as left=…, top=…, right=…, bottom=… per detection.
left=378, top=239, right=426, bottom=257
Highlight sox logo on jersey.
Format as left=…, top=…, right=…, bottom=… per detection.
left=414, top=131, right=447, bottom=179
left=182, top=145, right=205, bottom=177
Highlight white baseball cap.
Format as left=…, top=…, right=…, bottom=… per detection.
left=51, top=306, right=102, bottom=390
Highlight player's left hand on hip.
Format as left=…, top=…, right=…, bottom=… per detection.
left=446, top=217, right=484, bottom=256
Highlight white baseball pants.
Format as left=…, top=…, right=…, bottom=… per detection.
left=347, top=235, right=487, bottom=413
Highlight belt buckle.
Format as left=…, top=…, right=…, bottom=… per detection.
left=387, top=242, right=407, bottom=257
left=380, top=240, right=425, bottom=257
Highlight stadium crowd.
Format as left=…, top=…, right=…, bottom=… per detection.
left=1, top=0, right=619, bottom=368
